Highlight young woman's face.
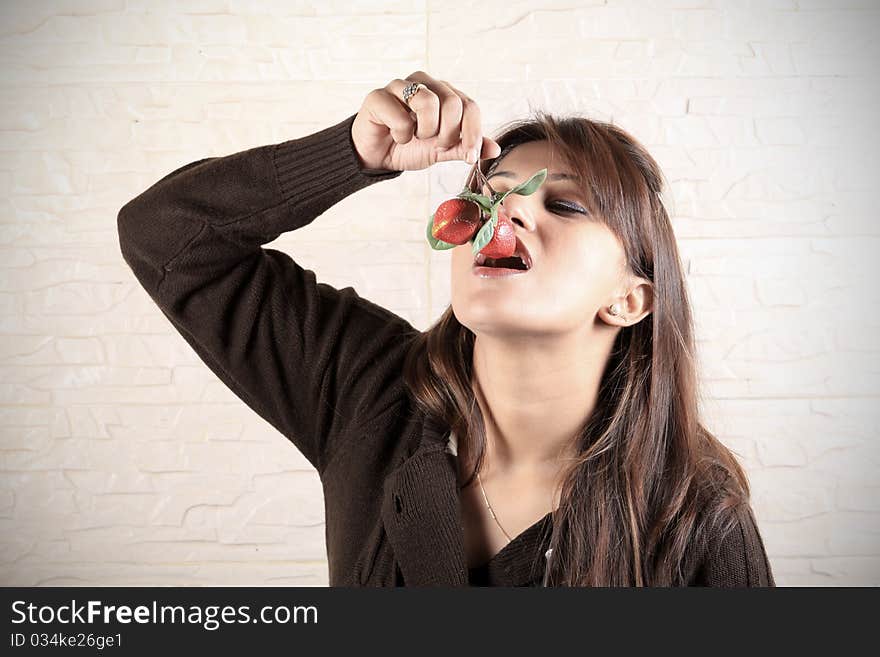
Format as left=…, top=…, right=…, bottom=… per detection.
left=451, top=140, right=628, bottom=337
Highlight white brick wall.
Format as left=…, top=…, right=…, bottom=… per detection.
left=0, top=0, right=877, bottom=586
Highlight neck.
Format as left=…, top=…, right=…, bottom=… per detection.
left=470, top=328, right=613, bottom=480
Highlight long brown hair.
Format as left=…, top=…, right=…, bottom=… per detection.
left=401, top=109, right=750, bottom=586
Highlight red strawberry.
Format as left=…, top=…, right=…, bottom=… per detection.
left=431, top=198, right=482, bottom=245
left=477, top=207, right=516, bottom=258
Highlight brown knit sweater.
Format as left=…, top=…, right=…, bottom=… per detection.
left=116, top=111, right=776, bottom=587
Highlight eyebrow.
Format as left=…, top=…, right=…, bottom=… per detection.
left=486, top=170, right=576, bottom=182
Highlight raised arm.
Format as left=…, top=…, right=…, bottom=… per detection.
left=117, top=111, right=411, bottom=476
left=118, top=72, right=500, bottom=477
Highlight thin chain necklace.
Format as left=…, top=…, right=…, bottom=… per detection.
left=476, top=471, right=513, bottom=544
left=476, top=470, right=558, bottom=586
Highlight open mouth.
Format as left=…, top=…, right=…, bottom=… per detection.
left=474, top=254, right=528, bottom=270
left=473, top=237, right=533, bottom=271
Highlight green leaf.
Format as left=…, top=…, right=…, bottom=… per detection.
left=426, top=212, right=457, bottom=250
left=455, top=191, right=493, bottom=213
left=510, top=168, right=548, bottom=196
left=471, top=221, right=494, bottom=256
left=490, top=167, right=549, bottom=207
left=471, top=205, right=498, bottom=255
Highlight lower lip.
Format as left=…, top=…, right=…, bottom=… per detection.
left=472, top=265, right=529, bottom=278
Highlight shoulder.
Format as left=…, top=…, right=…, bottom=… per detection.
left=691, top=502, right=776, bottom=587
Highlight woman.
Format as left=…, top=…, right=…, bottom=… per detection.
left=117, top=71, right=775, bottom=587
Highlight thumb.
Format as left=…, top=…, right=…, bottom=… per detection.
left=481, top=137, right=502, bottom=160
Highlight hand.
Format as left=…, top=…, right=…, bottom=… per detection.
left=350, top=71, right=502, bottom=172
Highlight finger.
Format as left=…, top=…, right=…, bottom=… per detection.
left=405, top=72, right=463, bottom=150
left=386, top=78, right=440, bottom=141
left=442, top=82, right=484, bottom=163
left=367, top=87, right=416, bottom=144
left=440, top=79, right=501, bottom=162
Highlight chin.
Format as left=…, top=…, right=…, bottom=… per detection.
left=451, top=298, right=534, bottom=335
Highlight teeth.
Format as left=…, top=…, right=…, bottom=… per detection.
left=475, top=253, right=487, bottom=265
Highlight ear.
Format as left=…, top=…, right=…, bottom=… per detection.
left=600, top=277, right=654, bottom=326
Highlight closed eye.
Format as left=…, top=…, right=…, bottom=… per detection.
left=549, top=201, right=587, bottom=215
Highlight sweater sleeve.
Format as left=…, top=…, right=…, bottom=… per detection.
left=694, top=503, right=776, bottom=587
left=116, top=111, right=416, bottom=477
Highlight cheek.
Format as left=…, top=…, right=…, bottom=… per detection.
left=548, top=236, right=620, bottom=297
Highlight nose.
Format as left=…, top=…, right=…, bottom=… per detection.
left=500, top=194, right=536, bottom=233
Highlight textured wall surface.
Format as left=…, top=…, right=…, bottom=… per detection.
left=0, top=0, right=878, bottom=586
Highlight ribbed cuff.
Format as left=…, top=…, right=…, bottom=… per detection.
left=272, top=112, right=403, bottom=213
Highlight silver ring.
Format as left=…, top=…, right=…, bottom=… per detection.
left=402, top=81, right=423, bottom=105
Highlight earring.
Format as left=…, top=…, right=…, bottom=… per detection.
left=609, top=303, right=622, bottom=316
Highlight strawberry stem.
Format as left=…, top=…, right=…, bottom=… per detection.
left=465, top=158, right=497, bottom=199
